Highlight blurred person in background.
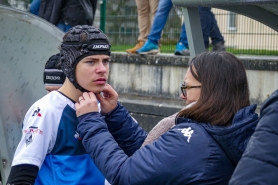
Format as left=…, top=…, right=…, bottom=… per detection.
left=174, top=7, right=225, bottom=56
left=136, top=0, right=225, bottom=56
left=43, top=53, right=65, bottom=93
left=29, top=0, right=40, bottom=15
left=30, top=0, right=98, bottom=32
left=126, top=0, right=159, bottom=54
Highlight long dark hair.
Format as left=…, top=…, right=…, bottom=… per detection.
left=177, top=52, right=250, bottom=126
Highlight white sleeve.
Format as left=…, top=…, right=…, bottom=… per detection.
left=11, top=103, right=59, bottom=168
left=105, top=179, right=111, bottom=185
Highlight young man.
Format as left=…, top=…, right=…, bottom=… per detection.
left=7, top=25, right=111, bottom=185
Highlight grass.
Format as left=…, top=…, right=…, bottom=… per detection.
left=111, top=45, right=278, bottom=56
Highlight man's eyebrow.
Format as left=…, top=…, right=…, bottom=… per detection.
left=87, top=57, right=110, bottom=60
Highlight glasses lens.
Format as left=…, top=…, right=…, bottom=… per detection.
left=182, top=88, right=186, bottom=96
left=180, top=84, right=186, bottom=97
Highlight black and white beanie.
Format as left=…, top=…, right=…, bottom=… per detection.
left=44, top=53, right=66, bottom=86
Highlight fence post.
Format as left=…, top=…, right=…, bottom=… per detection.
left=99, top=0, right=106, bottom=33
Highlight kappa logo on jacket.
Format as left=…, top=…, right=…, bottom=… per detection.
left=178, top=127, right=194, bottom=143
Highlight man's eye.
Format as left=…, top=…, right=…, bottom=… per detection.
left=103, top=59, right=110, bottom=64
left=87, top=61, right=95, bottom=64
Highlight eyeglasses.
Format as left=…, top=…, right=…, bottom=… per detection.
left=180, top=83, right=201, bottom=97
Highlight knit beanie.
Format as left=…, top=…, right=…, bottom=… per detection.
left=44, top=53, right=66, bottom=86
left=60, top=25, right=111, bottom=92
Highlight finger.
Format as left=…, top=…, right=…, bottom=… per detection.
left=102, top=85, right=116, bottom=98
left=75, top=102, right=80, bottom=109
left=105, top=84, right=118, bottom=96
left=78, top=96, right=85, bottom=103
left=88, top=92, right=96, bottom=99
left=102, top=83, right=110, bottom=93
left=102, top=91, right=110, bottom=98
left=82, top=92, right=89, bottom=100
left=87, top=92, right=97, bottom=102
left=95, top=93, right=104, bottom=102
left=83, top=92, right=91, bottom=100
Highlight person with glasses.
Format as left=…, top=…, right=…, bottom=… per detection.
left=75, top=51, right=258, bottom=184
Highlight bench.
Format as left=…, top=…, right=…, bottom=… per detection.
left=171, top=0, right=278, bottom=56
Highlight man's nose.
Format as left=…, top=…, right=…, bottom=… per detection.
left=96, top=62, right=107, bottom=73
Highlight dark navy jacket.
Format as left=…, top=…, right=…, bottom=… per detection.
left=78, top=103, right=258, bottom=185
left=229, top=89, right=278, bottom=185
left=39, top=0, right=96, bottom=26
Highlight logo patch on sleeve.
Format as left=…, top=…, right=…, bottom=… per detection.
left=74, top=131, right=82, bottom=141
left=24, top=126, right=43, bottom=146
left=178, top=127, right=194, bottom=143
left=32, top=107, right=42, bottom=117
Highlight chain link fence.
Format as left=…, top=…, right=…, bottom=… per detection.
left=101, top=0, right=278, bottom=55
left=102, top=0, right=182, bottom=53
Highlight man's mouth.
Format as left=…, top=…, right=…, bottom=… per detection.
left=94, top=78, right=106, bottom=85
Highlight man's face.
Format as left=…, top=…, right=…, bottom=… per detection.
left=75, top=54, right=110, bottom=93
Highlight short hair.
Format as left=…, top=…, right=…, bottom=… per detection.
left=177, top=51, right=250, bottom=126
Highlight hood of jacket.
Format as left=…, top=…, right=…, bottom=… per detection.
left=177, top=104, right=259, bottom=165
left=199, top=104, right=259, bottom=165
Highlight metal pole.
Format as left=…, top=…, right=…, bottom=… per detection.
left=99, top=0, right=106, bottom=32
left=182, top=7, right=205, bottom=58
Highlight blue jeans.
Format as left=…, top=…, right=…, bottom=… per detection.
left=147, top=0, right=173, bottom=44
left=56, top=23, right=73, bottom=32
left=29, top=0, right=40, bottom=15
left=179, top=7, right=224, bottom=48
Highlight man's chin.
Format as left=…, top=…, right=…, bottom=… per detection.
left=89, top=86, right=105, bottom=94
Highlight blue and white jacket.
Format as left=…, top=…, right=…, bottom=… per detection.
left=12, top=91, right=107, bottom=185
left=78, top=102, right=259, bottom=185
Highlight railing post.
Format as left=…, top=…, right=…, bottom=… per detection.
left=182, top=7, right=205, bottom=58
left=99, top=0, right=106, bottom=32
